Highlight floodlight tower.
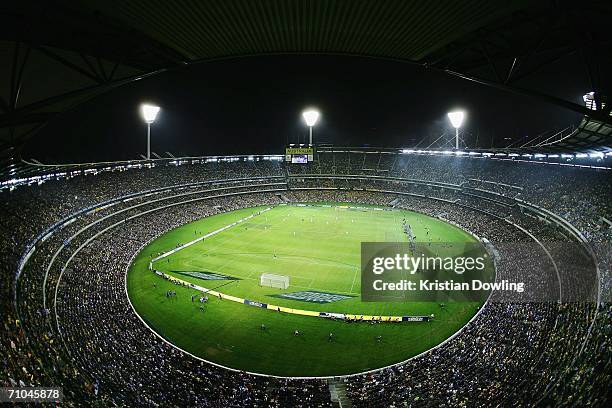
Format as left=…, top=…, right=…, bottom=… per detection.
left=141, top=104, right=160, bottom=160
left=447, top=110, right=465, bottom=149
left=302, top=109, right=320, bottom=145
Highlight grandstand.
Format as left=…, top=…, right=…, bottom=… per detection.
left=1, top=1, right=610, bottom=407
left=1, top=151, right=609, bottom=405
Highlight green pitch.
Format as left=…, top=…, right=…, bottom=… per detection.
left=127, top=203, right=486, bottom=376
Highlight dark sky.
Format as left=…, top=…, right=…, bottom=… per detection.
left=24, top=55, right=585, bottom=163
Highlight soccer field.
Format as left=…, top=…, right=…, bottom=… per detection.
left=127, top=203, right=488, bottom=376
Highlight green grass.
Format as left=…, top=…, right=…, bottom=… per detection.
left=127, top=203, right=485, bottom=376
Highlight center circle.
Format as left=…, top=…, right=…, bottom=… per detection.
left=127, top=202, right=488, bottom=377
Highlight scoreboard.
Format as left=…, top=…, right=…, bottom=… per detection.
left=285, top=147, right=314, bottom=163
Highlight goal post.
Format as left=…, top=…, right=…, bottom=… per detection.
left=260, top=273, right=290, bottom=289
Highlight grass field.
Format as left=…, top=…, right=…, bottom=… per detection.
left=127, top=203, right=487, bottom=376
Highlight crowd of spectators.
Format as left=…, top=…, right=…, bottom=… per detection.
left=0, top=151, right=609, bottom=406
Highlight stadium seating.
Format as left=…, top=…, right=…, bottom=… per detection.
left=1, top=150, right=609, bottom=406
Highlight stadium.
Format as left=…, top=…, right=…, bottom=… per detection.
left=1, top=1, right=610, bottom=407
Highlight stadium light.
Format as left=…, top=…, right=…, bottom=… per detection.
left=141, top=104, right=160, bottom=160
left=302, top=109, right=320, bottom=145
left=447, top=110, right=465, bottom=149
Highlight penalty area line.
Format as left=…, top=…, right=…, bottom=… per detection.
left=150, top=207, right=272, bottom=268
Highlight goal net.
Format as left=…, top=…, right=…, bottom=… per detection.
left=260, top=273, right=290, bottom=289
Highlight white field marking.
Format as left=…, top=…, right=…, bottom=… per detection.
left=201, top=206, right=278, bottom=253
left=151, top=207, right=272, bottom=266
left=172, top=205, right=388, bottom=293
left=192, top=211, right=282, bottom=272
left=203, top=252, right=356, bottom=274
left=170, top=214, right=259, bottom=262
left=157, top=209, right=272, bottom=264
left=191, top=224, right=259, bottom=261
left=51, top=203, right=280, bottom=348
left=349, top=266, right=360, bottom=294
left=128, top=263, right=491, bottom=381
left=49, top=203, right=467, bottom=381
left=129, top=204, right=504, bottom=380
left=186, top=247, right=356, bottom=286
left=204, top=228, right=272, bottom=275
left=163, top=210, right=284, bottom=278
left=189, top=256, right=324, bottom=288
left=200, top=268, right=358, bottom=296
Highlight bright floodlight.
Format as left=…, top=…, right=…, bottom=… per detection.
left=141, top=104, right=160, bottom=123
left=302, top=109, right=320, bottom=127
left=302, top=109, right=320, bottom=145
left=141, top=104, right=160, bottom=160
left=447, top=110, right=465, bottom=149
left=447, top=111, right=465, bottom=129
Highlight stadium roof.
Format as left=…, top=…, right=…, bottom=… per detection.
left=0, top=0, right=610, bottom=167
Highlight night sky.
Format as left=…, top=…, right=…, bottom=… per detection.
left=24, top=55, right=585, bottom=163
